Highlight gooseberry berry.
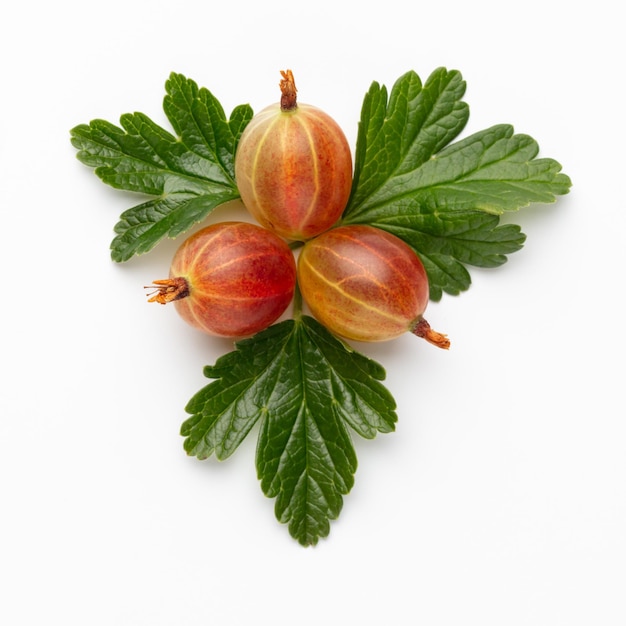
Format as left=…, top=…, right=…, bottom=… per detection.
left=147, top=221, right=296, bottom=338
left=234, top=70, right=353, bottom=241
left=297, top=224, right=450, bottom=347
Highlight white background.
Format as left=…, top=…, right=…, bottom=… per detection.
left=1, top=1, right=624, bottom=624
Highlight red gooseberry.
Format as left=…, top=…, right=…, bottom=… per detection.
left=234, top=70, right=353, bottom=241
left=147, top=221, right=296, bottom=338
left=297, top=224, right=450, bottom=347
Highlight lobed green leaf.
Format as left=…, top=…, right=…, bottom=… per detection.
left=181, top=316, right=397, bottom=546
left=344, top=69, right=571, bottom=298
left=70, top=73, right=253, bottom=261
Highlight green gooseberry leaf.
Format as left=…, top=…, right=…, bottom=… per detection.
left=70, top=72, right=252, bottom=262
left=342, top=67, right=571, bottom=298
left=181, top=316, right=397, bottom=546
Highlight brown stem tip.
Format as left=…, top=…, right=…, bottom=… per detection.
left=412, top=318, right=451, bottom=350
left=145, top=277, right=190, bottom=304
left=280, top=69, right=298, bottom=111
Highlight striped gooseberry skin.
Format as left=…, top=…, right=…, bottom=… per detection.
left=234, top=102, right=352, bottom=241
left=297, top=225, right=430, bottom=342
left=150, top=222, right=296, bottom=338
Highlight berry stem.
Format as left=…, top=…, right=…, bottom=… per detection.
left=146, top=277, right=190, bottom=304
left=280, top=69, right=297, bottom=111
left=411, top=318, right=451, bottom=350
